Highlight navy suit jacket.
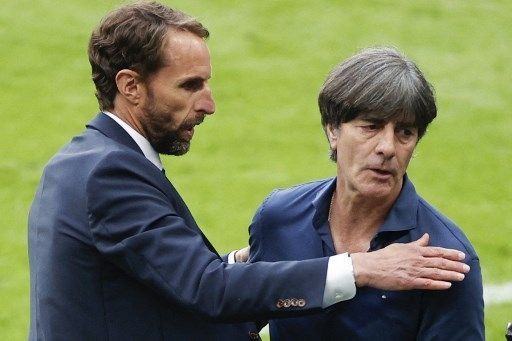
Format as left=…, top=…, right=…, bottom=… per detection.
left=28, top=113, right=329, bottom=340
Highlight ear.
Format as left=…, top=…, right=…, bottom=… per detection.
left=325, top=124, right=339, bottom=150
left=115, top=69, right=144, bottom=105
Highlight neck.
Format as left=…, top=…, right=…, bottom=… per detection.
left=328, top=184, right=397, bottom=254
left=110, top=100, right=146, bottom=138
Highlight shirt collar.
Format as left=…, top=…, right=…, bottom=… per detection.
left=311, top=177, right=337, bottom=226
left=311, top=177, right=337, bottom=253
left=378, top=175, right=418, bottom=232
left=103, top=111, right=163, bottom=171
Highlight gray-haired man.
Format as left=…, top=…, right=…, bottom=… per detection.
left=249, top=47, right=484, bottom=340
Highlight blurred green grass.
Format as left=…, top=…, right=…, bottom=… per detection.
left=1, top=0, right=510, bottom=339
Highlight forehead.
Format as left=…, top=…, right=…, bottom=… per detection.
left=159, top=29, right=211, bottom=77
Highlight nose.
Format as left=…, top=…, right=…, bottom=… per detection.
left=375, top=124, right=396, bottom=159
left=198, top=84, right=215, bottom=115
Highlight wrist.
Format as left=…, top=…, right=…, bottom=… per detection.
left=350, top=252, right=368, bottom=288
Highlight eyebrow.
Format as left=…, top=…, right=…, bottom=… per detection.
left=396, top=121, right=417, bottom=127
left=357, top=115, right=385, bottom=123
left=178, top=76, right=206, bottom=86
left=357, top=113, right=416, bottom=126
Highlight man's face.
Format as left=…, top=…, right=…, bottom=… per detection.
left=328, top=115, right=418, bottom=200
left=140, top=29, right=215, bottom=155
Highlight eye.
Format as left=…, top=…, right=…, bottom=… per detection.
left=180, top=78, right=204, bottom=91
left=360, top=122, right=381, bottom=132
left=354, top=119, right=384, bottom=134
left=397, top=126, right=418, bottom=141
left=402, top=128, right=413, bottom=136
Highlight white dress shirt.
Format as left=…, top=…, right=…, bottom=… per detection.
left=103, top=111, right=163, bottom=171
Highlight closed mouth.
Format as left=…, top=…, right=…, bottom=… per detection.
left=369, top=168, right=394, bottom=176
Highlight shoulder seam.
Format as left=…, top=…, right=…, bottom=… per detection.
left=417, top=198, right=476, bottom=256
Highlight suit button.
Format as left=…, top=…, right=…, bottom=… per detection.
left=276, top=299, right=284, bottom=308
left=283, top=299, right=291, bottom=307
left=297, top=299, right=306, bottom=307
left=248, top=331, right=261, bottom=340
left=290, top=298, right=298, bottom=307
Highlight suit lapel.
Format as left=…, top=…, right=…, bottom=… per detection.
left=160, top=174, right=220, bottom=257
left=87, top=113, right=219, bottom=256
left=86, top=113, right=144, bottom=155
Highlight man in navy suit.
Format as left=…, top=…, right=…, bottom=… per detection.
left=249, top=47, right=484, bottom=339
left=28, top=2, right=471, bottom=340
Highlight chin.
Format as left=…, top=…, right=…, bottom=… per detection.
left=358, top=184, right=396, bottom=199
left=156, top=141, right=190, bottom=156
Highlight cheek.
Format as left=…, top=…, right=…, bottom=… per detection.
left=168, top=96, right=194, bottom=117
left=340, top=141, right=365, bottom=163
left=156, top=97, right=190, bottom=124
left=398, top=148, right=415, bottom=169
left=336, top=146, right=361, bottom=174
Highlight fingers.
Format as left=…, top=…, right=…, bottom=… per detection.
left=351, top=239, right=471, bottom=291
left=410, top=278, right=452, bottom=290
left=422, top=257, right=470, bottom=274
left=409, top=234, right=466, bottom=261
left=410, top=233, right=429, bottom=247
left=418, top=267, right=466, bottom=282
left=234, top=246, right=250, bottom=263
left=420, top=246, right=466, bottom=262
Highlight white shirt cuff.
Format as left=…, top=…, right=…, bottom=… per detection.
left=227, top=250, right=237, bottom=264
left=322, top=253, right=356, bottom=308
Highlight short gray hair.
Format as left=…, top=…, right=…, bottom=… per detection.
left=318, top=47, right=437, bottom=160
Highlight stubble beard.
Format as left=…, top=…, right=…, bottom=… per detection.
left=141, top=104, right=192, bottom=156
left=152, top=128, right=190, bottom=156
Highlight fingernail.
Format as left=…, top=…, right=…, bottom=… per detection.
left=458, top=252, right=466, bottom=260
left=463, top=264, right=470, bottom=272
left=458, top=273, right=465, bottom=281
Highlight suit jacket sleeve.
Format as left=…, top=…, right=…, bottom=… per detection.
left=86, top=151, right=328, bottom=322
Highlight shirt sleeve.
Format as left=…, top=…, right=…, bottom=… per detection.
left=322, top=253, right=356, bottom=308
left=227, top=251, right=237, bottom=264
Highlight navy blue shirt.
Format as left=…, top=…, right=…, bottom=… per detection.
left=249, top=176, right=484, bottom=340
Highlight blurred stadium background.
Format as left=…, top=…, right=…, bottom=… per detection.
left=1, top=0, right=510, bottom=339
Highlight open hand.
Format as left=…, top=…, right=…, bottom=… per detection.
left=350, top=233, right=469, bottom=290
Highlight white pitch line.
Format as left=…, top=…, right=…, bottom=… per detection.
left=484, top=281, right=512, bottom=305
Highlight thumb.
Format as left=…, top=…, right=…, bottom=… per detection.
left=411, top=233, right=429, bottom=247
